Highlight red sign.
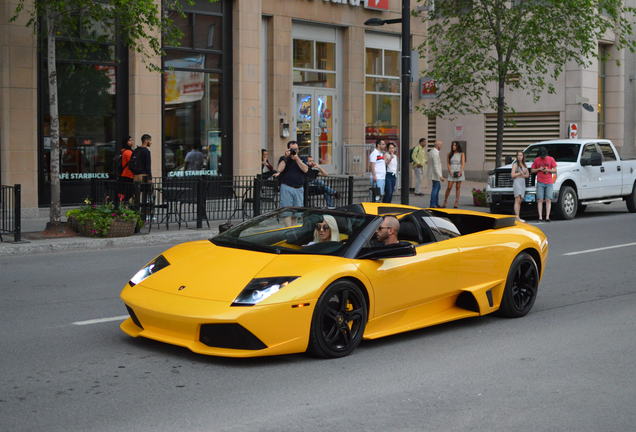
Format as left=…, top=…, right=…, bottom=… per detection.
left=323, top=108, right=332, bottom=119
left=420, top=77, right=437, bottom=98
left=365, top=0, right=389, bottom=11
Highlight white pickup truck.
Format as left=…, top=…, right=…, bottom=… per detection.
left=486, top=139, right=636, bottom=219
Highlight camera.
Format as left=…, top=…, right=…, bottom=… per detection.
left=290, top=149, right=297, bottom=156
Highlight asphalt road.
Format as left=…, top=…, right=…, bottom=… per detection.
left=1, top=203, right=635, bottom=432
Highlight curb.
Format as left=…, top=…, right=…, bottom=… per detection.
left=0, top=229, right=218, bottom=257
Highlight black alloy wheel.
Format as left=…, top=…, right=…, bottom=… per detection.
left=497, top=252, right=539, bottom=318
left=308, top=280, right=367, bottom=358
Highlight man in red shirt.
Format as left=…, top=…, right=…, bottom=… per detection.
left=531, top=147, right=557, bottom=222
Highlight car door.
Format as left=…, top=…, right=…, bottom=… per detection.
left=597, top=142, right=622, bottom=196
left=356, top=212, right=460, bottom=325
left=579, top=143, right=603, bottom=199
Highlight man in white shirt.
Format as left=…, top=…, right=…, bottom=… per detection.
left=369, top=139, right=387, bottom=202
left=428, top=140, right=445, bottom=208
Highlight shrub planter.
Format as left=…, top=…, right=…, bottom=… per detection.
left=107, top=219, right=136, bottom=237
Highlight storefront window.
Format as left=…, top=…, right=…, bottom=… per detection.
left=293, top=39, right=336, bottom=88
left=42, top=63, right=117, bottom=182
left=365, top=47, right=400, bottom=146
left=39, top=13, right=123, bottom=205
left=163, top=1, right=227, bottom=177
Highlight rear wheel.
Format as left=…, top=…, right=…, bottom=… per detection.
left=497, top=252, right=539, bottom=318
left=308, top=280, right=367, bottom=358
left=554, top=185, right=578, bottom=220
left=626, top=183, right=636, bottom=213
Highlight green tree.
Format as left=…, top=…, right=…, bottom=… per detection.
left=11, top=0, right=206, bottom=227
left=418, top=0, right=636, bottom=167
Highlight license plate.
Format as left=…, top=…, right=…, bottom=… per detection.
left=524, top=193, right=535, bottom=203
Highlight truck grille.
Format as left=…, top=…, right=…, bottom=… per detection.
left=495, top=171, right=536, bottom=187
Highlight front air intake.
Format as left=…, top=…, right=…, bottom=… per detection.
left=199, top=323, right=267, bottom=350
left=125, top=305, right=144, bottom=329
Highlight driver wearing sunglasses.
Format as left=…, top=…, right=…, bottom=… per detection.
left=375, top=215, right=400, bottom=246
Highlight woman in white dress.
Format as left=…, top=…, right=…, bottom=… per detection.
left=442, top=141, right=466, bottom=208
left=511, top=150, right=530, bottom=222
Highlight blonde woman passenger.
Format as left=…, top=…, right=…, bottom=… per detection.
left=306, top=214, right=340, bottom=246
left=511, top=150, right=530, bottom=222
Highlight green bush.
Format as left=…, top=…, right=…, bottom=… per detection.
left=66, top=200, right=142, bottom=237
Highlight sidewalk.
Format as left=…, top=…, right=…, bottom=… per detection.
left=0, top=180, right=488, bottom=257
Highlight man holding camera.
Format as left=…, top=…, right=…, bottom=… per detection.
left=275, top=141, right=309, bottom=225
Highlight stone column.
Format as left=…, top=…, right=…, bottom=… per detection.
left=0, top=0, right=38, bottom=213
left=342, top=25, right=365, bottom=175
left=565, top=57, right=598, bottom=139
left=604, top=44, right=625, bottom=149
left=233, top=0, right=262, bottom=176
left=270, top=14, right=292, bottom=161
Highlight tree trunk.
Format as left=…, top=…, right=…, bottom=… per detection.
left=47, top=12, right=61, bottom=224
left=495, top=78, right=506, bottom=168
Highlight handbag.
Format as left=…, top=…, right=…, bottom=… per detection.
left=452, top=171, right=460, bottom=178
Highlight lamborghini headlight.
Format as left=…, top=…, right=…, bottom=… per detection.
left=232, top=277, right=299, bottom=306
left=129, top=255, right=170, bottom=286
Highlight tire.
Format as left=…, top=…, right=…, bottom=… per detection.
left=554, top=185, right=578, bottom=220
left=627, top=183, right=636, bottom=213
left=497, top=252, right=539, bottom=318
left=308, top=280, right=367, bottom=358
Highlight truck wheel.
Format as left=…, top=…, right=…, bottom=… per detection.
left=627, top=183, right=636, bottom=213
left=554, top=185, right=578, bottom=220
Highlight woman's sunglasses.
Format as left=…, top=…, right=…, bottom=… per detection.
left=315, top=223, right=330, bottom=232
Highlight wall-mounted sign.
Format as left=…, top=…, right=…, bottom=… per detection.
left=568, top=123, right=578, bottom=139
left=454, top=125, right=464, bottom=137
left=320, top=0, right=389, bottom=11
left=419, top=77, right=437, bottom=98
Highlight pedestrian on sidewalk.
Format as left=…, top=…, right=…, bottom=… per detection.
left=511, top=150, right=530, bottom=222
left=383, top=142, right=398, bottom=203
left=442, top=141, right=466, bottom=208
left=306, top=155, right=337, bottom=208
left=411, top=138, right=428, bottom=195
left=131, top=134, right=153, bottom=225
left=369, top=139, right=387, bottom=202
left=274, top=140, right=308, bottom=225
left=428, top=140, right=445, bottom=208
left=531, top=146, right=557, bottom=222
left=116, top=136, right=135, bottom=203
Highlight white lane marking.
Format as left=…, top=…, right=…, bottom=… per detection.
left=563, top=242, right=636, bottom=256
left=72, top=315, right=129, bottom=326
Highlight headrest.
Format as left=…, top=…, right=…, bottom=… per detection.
left=398, top=219, right=421, bottom=243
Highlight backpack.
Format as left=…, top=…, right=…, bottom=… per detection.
left=113, top=151, right=129, bottom=178
left=128, top=148, right=142, bottom=174
left=409, top=146, right=417, bottom=164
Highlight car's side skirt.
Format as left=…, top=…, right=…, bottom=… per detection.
left=363, top=294, right=480, bottom=340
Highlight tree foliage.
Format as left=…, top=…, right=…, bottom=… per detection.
left=10, top=0, right=210, bottom=225
left=417, top=0, right=636, bottom=167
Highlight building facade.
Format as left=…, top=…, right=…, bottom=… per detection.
left=1, top=0, right=634, bottom=216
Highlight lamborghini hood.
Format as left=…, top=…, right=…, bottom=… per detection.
left=136, top=240, right=278, bottom=302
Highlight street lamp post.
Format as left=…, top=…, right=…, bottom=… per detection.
left=365, top=0, right=411, bottom=205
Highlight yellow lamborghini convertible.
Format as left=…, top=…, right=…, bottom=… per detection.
left=120, top=203, right=548, bottom=358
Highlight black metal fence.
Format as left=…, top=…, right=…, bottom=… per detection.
left=0, top=184, right=21, bottom=242
left=90, top=176, right=354, bottom=230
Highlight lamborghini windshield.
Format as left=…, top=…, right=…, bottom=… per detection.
left=211, top=208, right=375, bottom=256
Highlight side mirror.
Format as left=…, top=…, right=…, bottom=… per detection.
left=590, top=151, right=602, bottom=166
left=357, top=243, right=416, bottom=260
left=504, top=155, right=513, bottom=165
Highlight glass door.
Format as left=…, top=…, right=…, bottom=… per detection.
left=293, top=89, right=338, bottom=173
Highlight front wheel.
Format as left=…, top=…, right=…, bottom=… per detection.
left=308, top=280, right=367, bottom=358
left=497, top=252, right=539, bottom=318
left=554, top=185, right=578, bottom=220
left=626, top=183, right=636, bottom=213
